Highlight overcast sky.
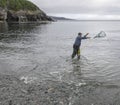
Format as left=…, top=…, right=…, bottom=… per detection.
left=29, top=0, right=120, bottom=20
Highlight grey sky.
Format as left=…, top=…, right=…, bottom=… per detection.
left=29, top=0, right=120, bottom=20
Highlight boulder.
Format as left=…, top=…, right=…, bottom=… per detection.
left=0, top=7, right=7, bottom=21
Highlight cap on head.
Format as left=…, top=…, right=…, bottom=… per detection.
left=78, top=32, right=82, bottom=36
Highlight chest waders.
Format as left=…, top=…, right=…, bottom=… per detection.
left=72, top=45, right=80, bottom=60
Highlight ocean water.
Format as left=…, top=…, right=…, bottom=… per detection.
left=0, top=21, right=120, bottom=104
left=0, top=21, right=120, bottom=82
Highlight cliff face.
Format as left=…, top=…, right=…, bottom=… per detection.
left=0, top=7, right=7, bottom=21
left=0, top=0, right=52, bottom=22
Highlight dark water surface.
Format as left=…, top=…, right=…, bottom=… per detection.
left=0, top=21, right=120, bottom=104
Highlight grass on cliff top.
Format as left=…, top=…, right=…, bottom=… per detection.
left=0, top=0, right=40, bottom=11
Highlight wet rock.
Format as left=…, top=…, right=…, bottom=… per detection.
left=6, top=10, right=52, bottom=23
left=9, top=100, right=12, bottom=105
left=0, top=7, right=7, bottom=21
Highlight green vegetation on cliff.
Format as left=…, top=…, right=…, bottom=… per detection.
left=0, top=0, right=39, bottom=11
left=0, top=0, right=52, bottom=22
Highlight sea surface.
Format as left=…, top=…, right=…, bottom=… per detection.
left=0, top=21, right=120, bottom=104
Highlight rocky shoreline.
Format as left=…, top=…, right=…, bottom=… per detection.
left=0, top=73, right=120, bottom=105
left=7, top=10, right=52, bottom=23
left=0, top=9, right=52, bottom=23
left=0, top=74, right=71, bottom=105
left=0, top=3, right=52, bottom=23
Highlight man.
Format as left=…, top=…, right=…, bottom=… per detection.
left=72, top=32, right=89, bottom=59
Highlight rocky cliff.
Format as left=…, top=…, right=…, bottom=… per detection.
left=0, top=0, right=52, bottom=22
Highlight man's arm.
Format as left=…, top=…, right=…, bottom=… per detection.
left=84, top=33, right=89, bottom=37
left=82, top=33, right=90, bottom=39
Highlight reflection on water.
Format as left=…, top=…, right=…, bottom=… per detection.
left=0, top=22, right=8, bottom=33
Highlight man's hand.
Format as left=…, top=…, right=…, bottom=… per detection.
left=85, top=33, right=91, bottom=39
left=84, top=33, right=89, bottom=37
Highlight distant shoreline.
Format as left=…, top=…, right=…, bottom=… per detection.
left=49, top=16, right=120, bottom=22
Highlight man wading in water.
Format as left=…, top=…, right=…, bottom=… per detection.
left=72, top=32, right=89, bottom=60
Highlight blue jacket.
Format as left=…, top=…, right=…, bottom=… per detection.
left=74, top=35, right=87, bottom=47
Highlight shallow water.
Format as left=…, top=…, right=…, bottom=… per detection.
left=0, top=21, right=120, bottom=104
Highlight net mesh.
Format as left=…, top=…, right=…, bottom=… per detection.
left=94, top=31, right=106, bottom=38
